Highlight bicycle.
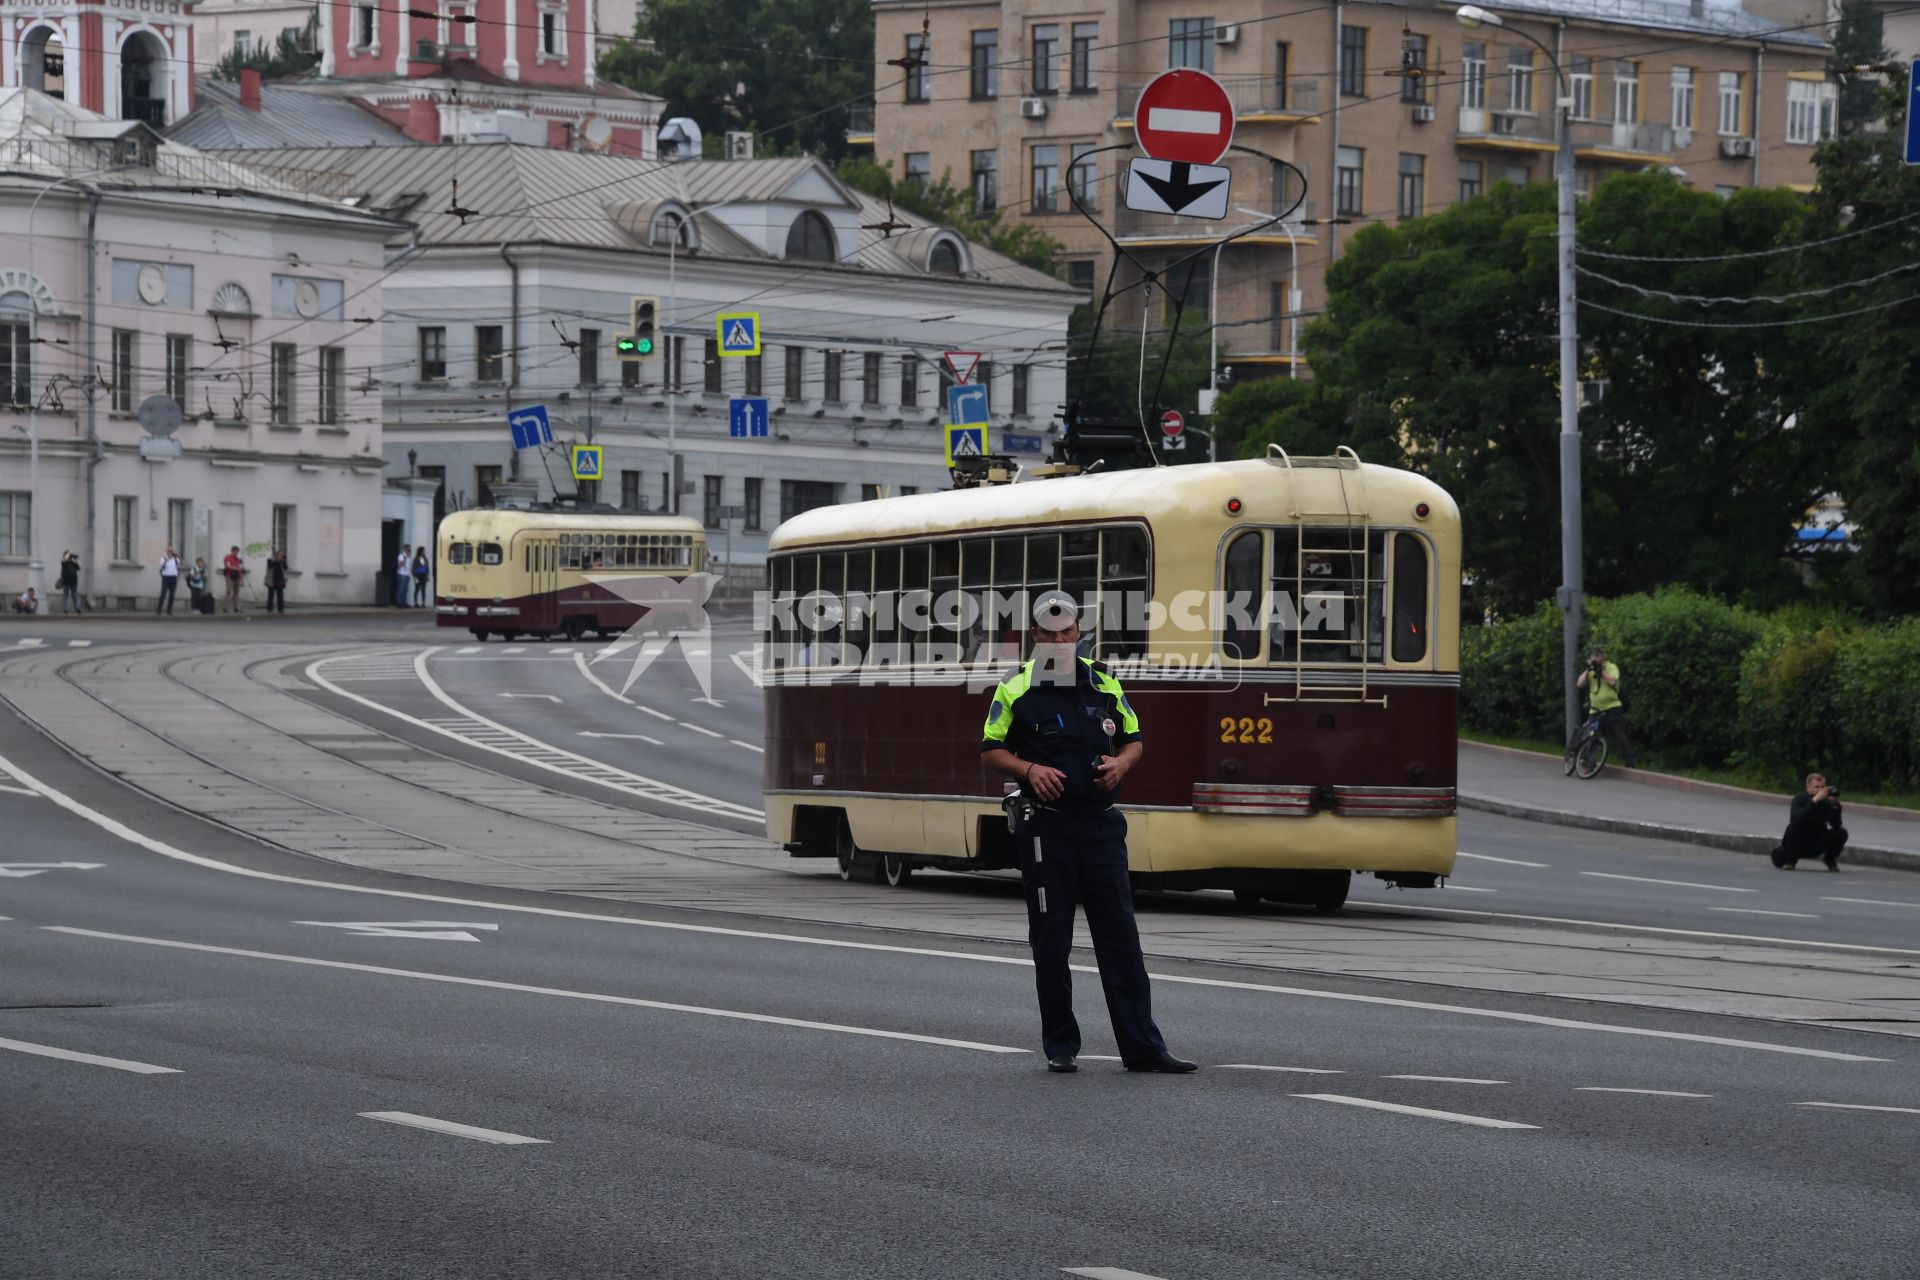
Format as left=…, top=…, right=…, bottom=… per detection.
left=1563, top=712, right=1609, bottom=779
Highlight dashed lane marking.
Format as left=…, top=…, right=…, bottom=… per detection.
left=1443, top=885, right=1498, bottom=893
left=502, top=646, right=526, bottom=654
left=1455, top=851, right=1549, bottom=868
left=17, top=639, right=43, bottom=647
left=68, top=639, right=92, bottom=647
left=681, top=723, right=724, bottom=739
left=359, top=1112, right=550, bottom=1145
left=730, top=740, right=765, bottom=754
left=1577, top=1088, right=1713, bottom=1098
left=456, top=646, right=481, bottom=655
left=1291, top=1093, right=1539, bottom=1131
left=1062, top=1269, right=1173, bottom=1280
left=1709, top=907, right=1820, bottom=919
left=0, top=1035, right=180, bottom=1074
left=1822, top=897, right=1920, bottom=910
left=638, top=706, right=676, bottom=722
left=1580, top=872, right=1755, bottom=893
left=1217, top=1064, right=1344, bottom=1075
left=1796, top=1102, right=1920, bottom=1116
left=1385, top=1075, right=1507, bottom=1085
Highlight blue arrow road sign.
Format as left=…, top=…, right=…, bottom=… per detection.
left=947, top=384, right=989, bottom=427
left=1907, top=60, right=1920, bottom=164
left=730, top=397, right=770, bottom=438
left=508, top=404, right=553, bottom=449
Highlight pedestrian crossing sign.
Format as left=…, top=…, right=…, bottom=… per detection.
left=945, top=424, right=985, bottom=465
left=716, top=311, right=761, bottom=357
left=571, top=444, right=604, bottom=481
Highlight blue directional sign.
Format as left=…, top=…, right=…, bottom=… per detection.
left=1907, top=60, right=1920, bottom=164
left=716, top=311, right=761, bottom=356
left=508, top=404, right=553, bottom=450
left=730, top=397, right=770, bottom=438
left=1003, top=432, right=1045, bottom=454
left=946, top=384, right=989, bottom=427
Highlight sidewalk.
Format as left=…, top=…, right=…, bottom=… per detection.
left=1459, top=742, right=1920, bottom=872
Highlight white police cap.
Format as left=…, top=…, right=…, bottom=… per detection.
left=1032, top=589, right=1080, bottom=630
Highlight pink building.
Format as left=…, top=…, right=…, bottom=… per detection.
left=3, top=0, right=197, bottom=127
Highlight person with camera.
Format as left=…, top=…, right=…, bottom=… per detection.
left=1574, top=648, right=1635, bottom=768
left=1773, top=773, right=1848, bottom=871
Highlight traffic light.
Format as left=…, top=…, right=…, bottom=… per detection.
left=616, top=295, right=659, bottom=363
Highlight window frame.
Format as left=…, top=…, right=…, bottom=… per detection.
left=1030, top=23, right=1059, bottom=95
left=270, top=341, right=296, bottom=425
left=418, top=325, right=447, bottom=381
left=1339, top=25, right=1367, bottom=97
left=904, top=33, right=930, bottom=102
left=1399, top=33, right=1430, bottom=104
left=1030, top=143, right=1060, bottom=214
left=475, top=324, right=504, bottom=382
left=1671, top=66, right=1696, bottom=131
left=1169, top=17, right=1215, bottom=72
left=1070, top=22, right=1098, bottom=93
left=318, top=344, right=344, bottom=425
left=970, top=29, right=998, bottom=100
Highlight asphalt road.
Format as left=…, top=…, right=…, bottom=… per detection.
left=4, top=759, right=1917, bottom=1280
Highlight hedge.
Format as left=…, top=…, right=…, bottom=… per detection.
left=1463, top=590, right=1920, bottom=794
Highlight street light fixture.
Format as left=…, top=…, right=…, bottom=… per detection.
left=1455, top=4, right=1585, bottom=743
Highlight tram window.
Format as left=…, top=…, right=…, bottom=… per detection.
left=479, top=543, right=504, bottom=566
left=769, top=555, right=794, bottom=669
left=960, top=538, right=991, bottom=589
left=820, top=553, right=846, bottom=657
left=1060, top=530, right=1098, bottom=646
left=1025, top=534, right=1059, bottom=589
left=1391, top=533, right=1429, bottom=662
left=447, top=542, right=473, bottom=566
left=1098, top=526, right=1149, bottom=660
left=988, top=537, right=1026, bottom=663
left=1273, top=527, right=1387, bottom=664
left=1221, top=529, right=1264, bottom=660
left=845, top=551, right=872, bottom=660
left=958, top=540, right=992, bottom=662
left=927, top=539, right=961, bottom=663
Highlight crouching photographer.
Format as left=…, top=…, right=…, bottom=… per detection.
left=1773, top=773, right=1848, bottom=872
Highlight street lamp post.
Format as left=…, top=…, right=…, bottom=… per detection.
left=1456, top=5, right=1584, bottom=743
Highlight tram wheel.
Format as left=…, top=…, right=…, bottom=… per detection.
left=881, top=852, right=913, bottom=887
left=501, top=630, right=520, bottom=642
left=469, top=629, right=487, bottom=642
left=563, top=616, right=588, bottom=641
left=1310, top=870, right=1351, bottom=915
left=834, top=825, right=878, bottom=882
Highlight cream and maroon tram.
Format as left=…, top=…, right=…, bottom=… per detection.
left=761, top=447, right=1460, bottom=913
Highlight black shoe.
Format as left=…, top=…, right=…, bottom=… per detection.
left=1124, top=1051, right=1198, bottom=1074
left=1046, top=1055, right=1078, bottom=1073
left=1824, top=855, right=1840, bottom=872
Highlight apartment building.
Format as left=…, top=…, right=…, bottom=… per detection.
left=866, top=0, right=1832, bottom=388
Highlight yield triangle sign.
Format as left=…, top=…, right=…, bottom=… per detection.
left=943, top=351, right=980, bottom=384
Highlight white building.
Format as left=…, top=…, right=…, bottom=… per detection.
left=236, top=145, right=1083, bottom=587
left=0, top=88, right=400, bottom=606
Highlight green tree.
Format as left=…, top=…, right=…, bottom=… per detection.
left=1829, top=0, right=1890, bottom=135
left=210, top=16, right=320, bottom=80
left=599, top=0, right=872, bottom=160
left=833, top=156, right=1064, bottom=276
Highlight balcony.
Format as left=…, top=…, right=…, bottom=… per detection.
left=1115, top=75, right=1322, bottom=130
left=1114, top=199, right=1319, bottom=249
left=1456, top=106, right=1554, bottom=152
left=122, top=96, right=166, bottom=128
left=1571, top=117, right=1675, bottom=160
left=845, top=104, right=874, bottom=147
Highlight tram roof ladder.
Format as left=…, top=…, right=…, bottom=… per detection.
left=1263, top=445, right=1383, bottom=706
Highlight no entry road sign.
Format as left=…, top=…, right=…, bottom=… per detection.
left=1134, top=69, right=1235, bottom=166
left=1160, top=408, right=1185, bottom=436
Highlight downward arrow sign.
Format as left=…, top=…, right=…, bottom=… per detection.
left=0, top=862, right=105, bottom=878
left=296, top=920, right=501, bottom=942
left=1137, top=160, right=1227, bottom=213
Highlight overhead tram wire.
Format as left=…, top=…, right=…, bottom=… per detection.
left=1581, top=291, right=1920, bottom=328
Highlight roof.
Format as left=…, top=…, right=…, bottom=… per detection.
left=232, top=145, right=1078, bottom=294
left=439, top=509, right=706, bottom=537
left=169, top=78, right=416, bottom=151
left=1459, top=0, right=1829, bottom=48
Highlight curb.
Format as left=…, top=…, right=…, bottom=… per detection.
left=1457, top=792, right=1920, bottom=874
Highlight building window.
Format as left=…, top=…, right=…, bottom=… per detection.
left=904, top=152, right=930, bottom=187
left=667, top=335, right=685, bottom=390
left=744, top=352, right=762, bottom=396
left=929, top=241, right=962, bottom=275
left=1270, top=281, right=1289, bottom=351
left=0, top=491, right=28, bottom=557
left=862, top=352, right=881, bottom=405
left=904, top=32, right=929, bottom=102
left=823, top=350, right=843, bottom=402
left=1462, top=42, right=1486, bottom=110
left=785, top=210, right=837, bottom=262
left=1, top=313, right=28, bottom=406
left=1397, top=153, right=1425, bottom=219
left=780, top=479, right=839, bottom=523
left=1504, top=162, right=1532, bottom=186
left=621, top=357, right=640, bottom=388
left=970, top=30, right=998, bottom=99
left=1030, top=144, right=1060, bottom=213
left=318, top=345, right=344, bottom=425
left=1613, top=61, right=1640, bottom=124
left=272, top=504, right=293, bottom=555
left=861, top=484, right=881, bottom=502
left=270, top=342, right=295, bottom=424
left=234, top=30, right=252, bottom=56
left=578, top=327, right=599, bottom=385
left=1718, top=71, right=1744, bottom=135
left=1335, top=146, right=1363, bottom=217
left=1274, top=42, right=1291, bottom=111
left=1070, top=23, right=1098, bottom=93
left=1459, top=158, right=1484, bottom=202
left=111, top=495, right=134, bottom=562
left=619, top=471, right=641, bottom=509
left=1507, top=48, right=1534, bottom=112
left=353, top=4, right=375, bottom=49
left=1169, top=17, right=1214, bottom=72
left=784, top=345, right=805, bottom=399
left=476, top=325, right=504, bottom=381
left=1166, top=260, right=1209, bottom=323
left=540, top=8, right=562, bottom=57
left=475, top=465, right=501, bottom=507
left=1031, top=24, right=1059, bottom=94
left=1069, top=143, right=1097, bottom=208
left=1400, top=33, right=1429, bottom=104
left=168, top=499, right=191, bottom=555
left=111, top=329, right=136, bottom=413
left=900, top=356, right=919, bottom=407
left=165, top=333, right=190, bottom=412
left=1787, top=79, right=1836, bottom=145
left=703, top=337, right=721, bottom=393
left=971, top=149, right=998, bottom=214
left=1671, top=67, right=1696, bottom=131
left=1067, top=260, right=1095, bottom=293
left=977, top=361, right=994, bottom=409
left=419, top=326, right=446, bottom=380
left=743, top=477, right=762, bottom=530
left=1339, top=26, right=1366, bottom=97
left=703, top=475, right=723, bottom=528
left=1012, top=364, right=1029, bottom=416
left=1570, top=57, right=1594, bottom=120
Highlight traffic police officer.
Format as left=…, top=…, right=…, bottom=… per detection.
left=979, top=590, right=1197, bottom=1075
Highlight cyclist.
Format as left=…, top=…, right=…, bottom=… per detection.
left=1574, top=648, right=1635, bottom=768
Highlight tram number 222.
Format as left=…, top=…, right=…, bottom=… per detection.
left=1219, top=716, right=1275, bottom=745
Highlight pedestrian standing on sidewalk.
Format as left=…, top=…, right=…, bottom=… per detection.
left=156, top=547, right=182, bottom=615
left=57, top=551, right=82, bottom=614
left=1575, top=648, right=1635, bottom=768
left=221, top=546, right=246, bottom=613
left=411, top=547, right=431, bottom=607
left=1773, top=773, right=1848, bottom=871
left=265, top=550, right=289, bottom=614
left=186, top=558, right=208, bottom=613
left=393, top=545, right=411, bottom=607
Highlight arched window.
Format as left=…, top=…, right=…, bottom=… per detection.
left=928, top=240, right=962, bottom=276
left=651, top=211, right=692, bottom=249
left=784, top=210, right=837, bottom=262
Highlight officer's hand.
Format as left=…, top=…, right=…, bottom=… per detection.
left=1027, top=764, right=1066, bottom=802
left=1093, top=754, right=1129, bottom=790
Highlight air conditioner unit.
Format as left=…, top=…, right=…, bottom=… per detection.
left=725, top=130, right=754, bottom=160
left=1579, top=379, right=1608, bottom=407
left=1412, top=104, right=1436, bottom=123
left=1019, top=97, right=1048, bottom=119
left=1719, top=137, right=1755, bottom=158
left=1213, top=23, right=1240, bottom=45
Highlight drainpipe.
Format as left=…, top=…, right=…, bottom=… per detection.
left=499, top=244, right=520, bottom=388
left=84, top=189, right=101, bottom=605
left=1328, top=1, right=1341, bottom=259
left=1751, top=44, right=1764, bottom=186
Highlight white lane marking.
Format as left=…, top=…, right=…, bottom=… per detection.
left=729, top=650, right=765, bottom=687
left=1146, top=105, right=1222, bottom=134
left=573, top=651, right=638, bottom=708
left=296, top=920, right=500, bottom=942
left=579, top=732, right=664, bottom=745
left=17, top=638, right=44, bottom=648
left=637, top=706, right=676, bottom=722
left=1709, top=907, right=1820, bottom=919
left=67, top=639, right=92, bottom=648
left=0, top=783, right=40, bottom=797
left=1291, top=1093, right=1538, bottom=1130
left=1444, top=885, right=1498, bottom=893
left=1455, top=850, right=1549, bottom=868
left=0, top=752, right=1890, bottom=1064
left=360, top=1112, right=549, bottom=1145
left=551, top=647, right=574, bottom=655
left=1577, top=1088, right=1713, bottom=1098
left=1822, top=896, right=1920, bottom=910
left=1079, top=1055, right=1122, bottom=1061
left=501, top=646, right=526, bottom=654
left=0, top=861, right=104, bottom=877
left=681, top=723, right=724, bottom=738
left=1796, top=1102, right=1920, bottom=1116
left=1217, top=1064, right=1344, bottom=1075
left=456, top=646, right=481, bottom=655
left=43, top=928, right=1030, bottom=1056
left=1385, top=1075, right=1507, bottom=1085
left=498, top=692, right=562, bottom=703
left=1580, top=872, right=1755, bottom=893
left=0, top=1036, right=180, bottom=1074
left=730, top=739, right=765, bottom=754
left=1063, top=1269, right=1173, bottom=1280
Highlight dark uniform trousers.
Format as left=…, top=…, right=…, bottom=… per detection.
left=1017, top=807, right=1167, bottom=1063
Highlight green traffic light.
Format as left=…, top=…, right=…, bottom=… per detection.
left=636, top=337, right=654, bottom=355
